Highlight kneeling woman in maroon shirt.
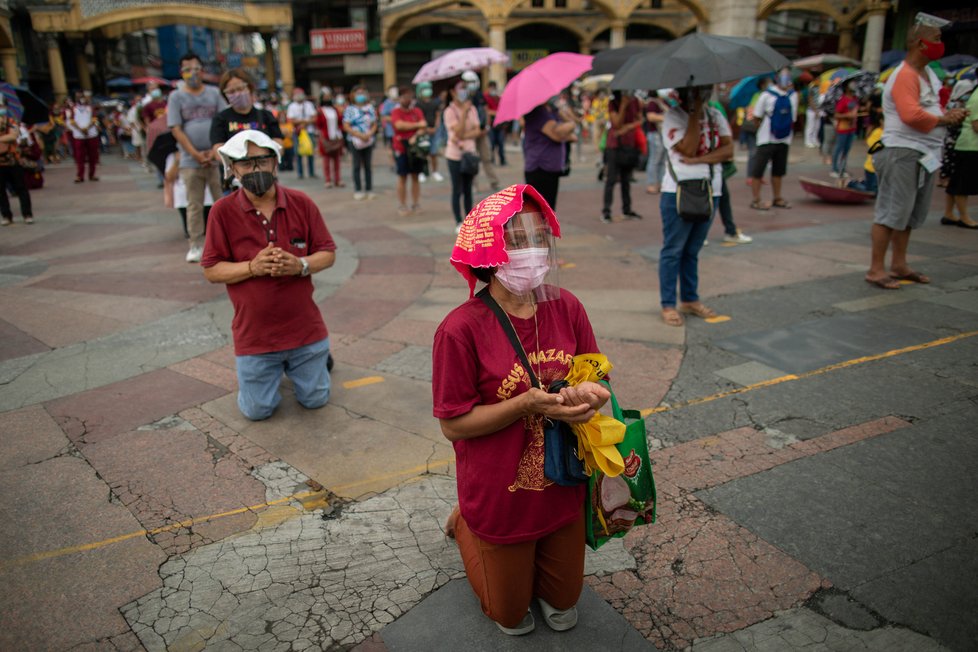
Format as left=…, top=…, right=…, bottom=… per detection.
left=432, top=184, right=609, bottom=635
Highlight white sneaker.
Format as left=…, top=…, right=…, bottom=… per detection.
left=366, top=192, right=377, bottom=200
left=433, top=171, right=445, bottom=182
left=185, top=246, right=202, bottom=263
left=703, top=239, right=709, bottom=247
left=418, top=173, right=427, bottom=183
left=828, top=171, right=841, bottom=179
left=538, top=598, right=578, bottom=632
left=723, top=231, right=753, bottom=244
left=353, top=192, right=366, bottom=200
left=454, top=223, right=462, bottom=234
left=496, top=611, right=535, bottom=636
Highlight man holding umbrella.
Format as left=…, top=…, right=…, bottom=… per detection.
left=866, top=13, right=970, bottom=289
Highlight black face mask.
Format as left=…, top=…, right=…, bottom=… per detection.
left=240, top=171, right=276, bottom=196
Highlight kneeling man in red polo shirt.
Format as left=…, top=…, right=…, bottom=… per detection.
left=203, top=130, right=337, bottom=420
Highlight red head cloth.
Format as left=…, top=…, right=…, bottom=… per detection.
left=450, top=184, right=561, bottom=297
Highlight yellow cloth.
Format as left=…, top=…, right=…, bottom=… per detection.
left=562, top=354, right=625, bottom=477
left=864, top=127, right=882, bottom=173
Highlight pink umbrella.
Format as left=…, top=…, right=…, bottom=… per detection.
left=412, top=47, right=509, bottom=83
left=493, top=52, right=593, bottom=126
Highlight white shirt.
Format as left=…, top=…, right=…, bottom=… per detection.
left=754, top=86, right=798, bottom=146
left=69, top=104, right=98, bottom=139
left=661, top=105, right=731, bottom=197
left=319, top=105, right=340, bottom=139
left=287, top=100, right=318, bottom=133
left=881, top=62, right=945, bottom=156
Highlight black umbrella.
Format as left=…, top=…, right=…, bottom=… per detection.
left=590, top=45, right=653, bottom=76
left=147, top=131, right=178, bottom=176
left=13, top=86, right=50, bottom=125
left=611, top=33, right=790, bottom=91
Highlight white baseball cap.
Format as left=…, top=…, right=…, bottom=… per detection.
left=217, top=129, right=283, bottom=177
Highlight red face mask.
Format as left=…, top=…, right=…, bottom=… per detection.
left=920, top=38, right=945, bottom=61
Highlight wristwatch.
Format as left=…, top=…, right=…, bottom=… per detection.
left=299, top=257, right=310, bottom=277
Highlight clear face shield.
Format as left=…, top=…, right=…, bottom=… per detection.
left=495, top=211, right=560, bottom=303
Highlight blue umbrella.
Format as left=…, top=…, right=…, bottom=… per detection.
left=939, top=54, right=977, bottom=72
left=728, top=74, right=774, bottom=109
left=0, top=82, right=24, bottom=121
left=880, top=50, right=905, bottom=69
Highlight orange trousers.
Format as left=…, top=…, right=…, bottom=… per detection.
left=455, top=509, right=585, bottom=629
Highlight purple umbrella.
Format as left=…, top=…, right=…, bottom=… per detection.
left=412, top=47, right=509, bottom=83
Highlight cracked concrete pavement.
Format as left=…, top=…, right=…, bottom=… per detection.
left=1, top=139, right=976, bottom=650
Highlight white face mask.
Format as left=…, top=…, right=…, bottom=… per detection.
left=495, top=248, right=551, bottom=295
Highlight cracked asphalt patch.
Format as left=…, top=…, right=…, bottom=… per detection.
left=122, top=476, right=465, bottom=650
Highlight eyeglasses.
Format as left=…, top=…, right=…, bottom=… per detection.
left=232, top=154, right=277, bottom=171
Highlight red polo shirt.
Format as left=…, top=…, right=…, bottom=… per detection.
left=202, top=184, right=336, bottom=356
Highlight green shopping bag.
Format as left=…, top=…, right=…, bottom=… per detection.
left=585, top=388, right=656, bottom=550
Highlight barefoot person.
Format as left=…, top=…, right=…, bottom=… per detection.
left=865, top=13, right=970, bottom=289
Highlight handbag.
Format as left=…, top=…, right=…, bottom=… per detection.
left=585, top=387, right=656, bottom=550
left=476, top=288, right=587, bottom=486
left=460, top=151, right=480, bottom=176
left=665, top=108, right=716, bottom=223
left=297, top=129, right=314, bottom=156
left=322, top=137, right=344, bottom=154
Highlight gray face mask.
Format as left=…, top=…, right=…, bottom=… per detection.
left=240, top=171, right=276, bottom=196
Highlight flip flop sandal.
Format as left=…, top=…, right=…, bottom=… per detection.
left=772, top=198, right=792, bottom=208
left=679, top=303, right=717, bottom=319
left=865, top=277, right=901, bottom=290
left=891, top=271, right=930, bottom=284
left=661, top=308, right=684, bottom=327
left=749, top=200, right=770, bottom=211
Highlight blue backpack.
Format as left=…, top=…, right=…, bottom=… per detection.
left=767, top=90, right=793, bottom=139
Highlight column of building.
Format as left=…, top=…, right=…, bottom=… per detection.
left=861, top=0, right=890, bottom=73
left=488, top=18, right=507, bottom=88
left=276, top=28, right=295, bottom=96
left=45, top=34, right=68, bottom=102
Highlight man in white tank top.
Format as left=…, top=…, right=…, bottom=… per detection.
left=865, top=13, right=970, bottom=290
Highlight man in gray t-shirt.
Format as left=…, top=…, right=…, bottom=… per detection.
left=168, top=52, right=227, bottom=263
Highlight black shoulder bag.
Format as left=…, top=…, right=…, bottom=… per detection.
left=477, top=288, right=587, bottom=486
left=665, top=108, right=716, bottom=224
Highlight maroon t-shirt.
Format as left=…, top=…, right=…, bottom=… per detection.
left=432, top=288, right=599, bottom=545
left=202, top=185, right=336, bottom=356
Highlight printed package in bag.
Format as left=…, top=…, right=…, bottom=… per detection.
left=585, top=390, right=656, bottom=550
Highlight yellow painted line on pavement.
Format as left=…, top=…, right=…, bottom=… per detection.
left=705, top=315, right=731, bottom=323
left=343, top=376, right=385, bottom=389
left=0, top=490, right=319, bottom=571
left=8, top=331, right=974, bottom=569
left=330, top=457, right=457, bottom=494
left=640, top=330, right=978, bottom=417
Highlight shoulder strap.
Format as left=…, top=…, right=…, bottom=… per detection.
left=476, top=287, right=540, bottom=389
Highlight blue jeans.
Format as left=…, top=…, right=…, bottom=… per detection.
left=294, top=137, right=316, bottom=178
left=847, top=171, right=877, bottom=194
left=644, top=131, right=665, bottom=186
left=488, top=126, right=507, bottom=165
left=832, top=131, right=855, bottom=174
left=659, top=193, right=717, bottom=307
left=236, top=337, right=331, bottom=421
